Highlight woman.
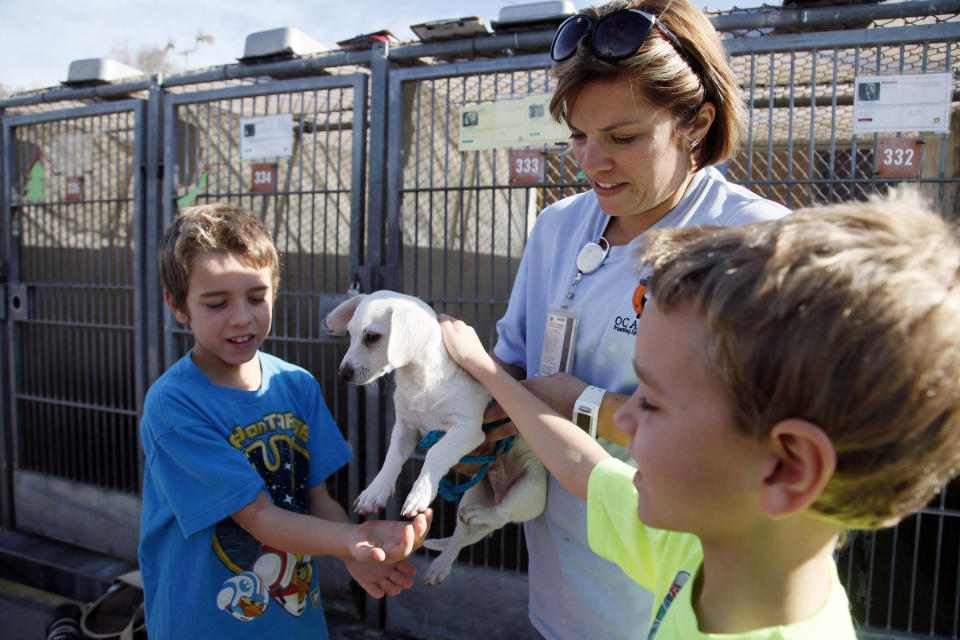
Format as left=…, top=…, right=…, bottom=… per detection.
left=478, top=1, right=790, bottom=638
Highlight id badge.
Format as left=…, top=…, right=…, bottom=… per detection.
left=539, top=306, right=579, bottom=375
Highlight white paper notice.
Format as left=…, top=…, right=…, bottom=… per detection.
left=853, top=73, right=953, bottom=135
left=459, top=95, right=570, bottom=151
left=240, top=114, right=294, bottom=160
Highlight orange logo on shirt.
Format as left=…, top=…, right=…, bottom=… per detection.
left=632, top=281, right=648, bottom=317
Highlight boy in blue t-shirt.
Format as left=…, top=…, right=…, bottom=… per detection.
left=438, top=188, right=960, bottom=638
left=139, top=203, right=431, bottom=639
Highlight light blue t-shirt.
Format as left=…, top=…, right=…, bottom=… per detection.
left=494, top=167, right=790, bottom=640
left=138, top=351, right=353, bottom=640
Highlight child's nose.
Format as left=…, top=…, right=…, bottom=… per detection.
left=612, top=404, right=635, bottom=438
left=230, top=304, right=253, bottom=325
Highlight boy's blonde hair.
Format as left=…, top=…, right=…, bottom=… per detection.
left=159, top=203, right=280, bottom=312
left=639, top=188, right=960, bottom=528
left=549, top=0, right=745, bottom=168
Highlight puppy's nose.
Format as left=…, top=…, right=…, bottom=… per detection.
left=338, top=363, right=354, bottom=382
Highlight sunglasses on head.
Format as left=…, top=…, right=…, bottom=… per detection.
left=550, top=8, right=689, bottom=63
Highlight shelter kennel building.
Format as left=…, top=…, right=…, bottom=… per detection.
left=2, top=1, right=960, bottom=637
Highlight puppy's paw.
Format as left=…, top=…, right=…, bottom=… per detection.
left=423, top=556, right=454, bottom=586
left=458, top=504, right=506, bottom=529
left=421, top=536, right=451, bottom=552
left=354, top=484, right=393, bottom=515
left=401, top=478, right=437, bottom=517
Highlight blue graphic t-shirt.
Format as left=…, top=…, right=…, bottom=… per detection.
left=138, top=351, right=353, bottom=639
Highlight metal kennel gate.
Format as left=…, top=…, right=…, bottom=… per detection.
left=1, top=100, right=147, bottom=560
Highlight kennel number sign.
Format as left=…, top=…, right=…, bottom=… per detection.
left=875, top=137, right=922, bottom=179
left=65, top=176, right=84, bottom=201
left=250, top=163, right=277, bottom=192
left=510, top=149, right=545, bottom=184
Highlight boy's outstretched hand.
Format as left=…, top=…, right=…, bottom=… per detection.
left=346, top=510, right=432, bottom=597
left=349, top=509, right=433, bottom=564
left=438, top=314, right=498, bottom=382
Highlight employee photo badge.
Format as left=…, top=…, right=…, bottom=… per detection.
left=539, top=305, right=579, bottom=376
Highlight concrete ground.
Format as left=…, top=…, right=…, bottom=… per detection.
left=0, top=575, right=405, bottom=640
left=0, top=576, right=78, bottom=639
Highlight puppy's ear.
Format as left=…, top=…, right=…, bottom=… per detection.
left=386, top=304, right=438, bottom=368
left=385, top=306, right=410, bottom=367
left=325, top=294, right=366, bottom=334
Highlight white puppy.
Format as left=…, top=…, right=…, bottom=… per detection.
left=325, top=290, right=546, bottom=585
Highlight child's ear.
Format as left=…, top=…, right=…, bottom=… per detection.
left=759, top=419, right=836, bottom=518
left=164, top=289, right=190, bottom=325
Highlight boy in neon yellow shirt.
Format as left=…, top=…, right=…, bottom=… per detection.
left=437, top=188, right=960, bottom=638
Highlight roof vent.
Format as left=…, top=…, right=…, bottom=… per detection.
left=411, top=17, right=489, bottom=42
left=64, top=58, right=144, bottom=85
left=240, top=27, right=325, bottom=63
left=492, top=0, right=575, bottom=32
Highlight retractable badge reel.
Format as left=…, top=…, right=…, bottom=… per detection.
left=576, top=237, right=610, bottom=275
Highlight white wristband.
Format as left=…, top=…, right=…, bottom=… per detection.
left=572, top=385, right=606, bottom=439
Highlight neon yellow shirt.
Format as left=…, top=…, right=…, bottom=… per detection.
left=587, top=458, right=857, bottom=640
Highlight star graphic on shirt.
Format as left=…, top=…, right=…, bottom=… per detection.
left=284, top=494, right=294, bottom=505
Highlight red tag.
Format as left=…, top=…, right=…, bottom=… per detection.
left=65, top=176, right=84, bottom=202
left=251, top=163, right=277, bottom=192
left=509, top=149, right=544, bottom=185
left=875, top=138, right=922, bottom=179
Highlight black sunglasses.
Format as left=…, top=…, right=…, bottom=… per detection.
left=550, top=8, right=688, bottom=63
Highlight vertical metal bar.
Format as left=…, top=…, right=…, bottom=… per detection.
left=161, top=94, right=178, bottom=369
left=864, top=529, right=876, bottom=624
left=442, top=77, right=452, bottom=307
left=133, top=94, right=152, bottom=491
left=224, top=97, right=234, bottom=211
left=0, top=112, right=14, bottom=528
left=829, top=48, right=838, bottom=203
left=786, top=51, right=796, bottom=207
left=413, top=77, right=423, bottom=295
left=765, top=51, right=775, bottom=199
left=929, top=492, right=945, bottom=634
left=886, top=526, right=898, bottom=629
left=808, top=50, right=817, bottom=206
left=457, top=78, right=468, bottom=319
left=746, top=53, right=756, bottom=192
left=907, top=516, right=921, bottom=632
left=368, top=46, right=392, bottom=633
left=373, top=46, right=393, bottom=285
left=851, top=47, right=861, bottom=201
left=428, top=78, right=437, bottom=301
left=940, top=41, right=952, bottom=209
left=953, top=522, right=960, bottom=638
left=144, top=82, right=163, bottom=413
